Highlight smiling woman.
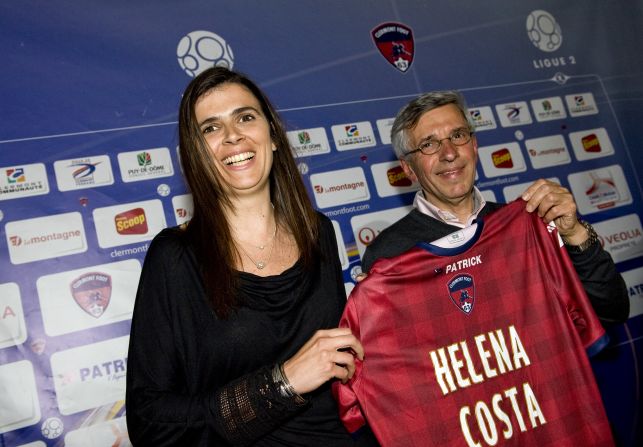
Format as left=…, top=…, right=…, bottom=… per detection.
left=125, top=67, right=378, bottom=446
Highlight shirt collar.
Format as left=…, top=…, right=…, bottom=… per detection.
left=413, top=187, right=486, bottom=228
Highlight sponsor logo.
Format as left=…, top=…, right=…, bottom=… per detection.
left=581, top=134, right=601, bottom=152
left=54, top=155, right=114, bottom=191
left=93, top=199, right=166, bottom=248
left=594, top=215, right=643, bottom=264
left=70, top=272, right=112, bottom=318
left=331, top=121, right=376, bottom=151
left=350, top=205, right=412, bottom=259
left=38, top=260, right=141, bottom=336
left=492, top=149, right=514, bottom=168
left=568, top=128, right=614, bottom=161
left=0, top=163, right=49, bottom=201
left=114, top=208, right=148, bottom=235
left=525, top=135, right=570, bottom=169
left=387, top=165, right=412, bottom=187
left=172, top=193, right=194, bottom=225
left=177, top=30, right=234, bottom=77
left=287, top=127, right=331, bottom=157
left=530, top=97, right=567, bottom=122
left=5, top=212, right=87, bottom=264
left=371, top=22, right=414, bottom=72
left=495, top=102, right=533, bottom=127
left=565, top=92, right=598, bottom=116
left=622, top=267, right=643, bottom=318
left=447, top=274, right=475, bottom=314
left=568, top=165, right=631, bottom=215
left=0, top=283, right=27, bottom=349
left=117, top=147, right=174, bottom=183
left=51, top=336, right=129, bottom=415
left=478, top=142, right=527, bottom=178
left=468, top=106, right=497, bottom=131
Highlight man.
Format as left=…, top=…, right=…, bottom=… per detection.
left=361, top=90, right=629, bottom=324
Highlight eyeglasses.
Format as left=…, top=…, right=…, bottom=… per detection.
left=405, top=128, right=474, bottom=156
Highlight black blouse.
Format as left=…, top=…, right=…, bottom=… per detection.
left=126, top=214, right=376, bottom=446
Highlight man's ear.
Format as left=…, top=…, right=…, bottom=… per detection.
left=400, top=158, right=418, bottom=183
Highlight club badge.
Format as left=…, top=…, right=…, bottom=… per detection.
left=447, top=273, right=475, bottom=314
left=70, top=272, right=112, bottom=318
left=371, top=22, right=414, bottom=73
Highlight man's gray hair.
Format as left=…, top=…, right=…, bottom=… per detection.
left=390, top=90, right=474, bottom=159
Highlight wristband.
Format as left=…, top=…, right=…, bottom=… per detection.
left=272, top=363, right=307, bottom=405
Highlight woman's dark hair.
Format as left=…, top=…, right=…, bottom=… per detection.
left=178, top=67, right=320, bottom=318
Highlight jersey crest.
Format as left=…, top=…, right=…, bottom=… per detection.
left=447, top=273, right=475, bottom=314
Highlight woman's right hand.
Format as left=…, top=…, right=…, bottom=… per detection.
left=281, top=328, right=364, bottom=395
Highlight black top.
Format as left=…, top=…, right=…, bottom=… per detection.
left=126, top=213, right=378, bottom=446
left=362, top=204, right=629, bottom=324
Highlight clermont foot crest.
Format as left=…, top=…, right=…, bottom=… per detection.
left=70, top=272, right=112, bottom=318
left=371, top=22, right=414, bottom=73
left=447, top=274, right=475, bottom=314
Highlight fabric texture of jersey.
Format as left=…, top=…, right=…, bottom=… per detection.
left=333, top=200, right=613, bottom=447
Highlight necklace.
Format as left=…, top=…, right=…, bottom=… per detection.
left=236, top=222, right=277, bottom=270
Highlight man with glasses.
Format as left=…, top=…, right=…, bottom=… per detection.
left=361, top=90, right=628, bottom=324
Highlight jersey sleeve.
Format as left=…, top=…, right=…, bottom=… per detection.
left=535, top=217, right=609, bottom=356
left=332, top=295, right=368, bottom=435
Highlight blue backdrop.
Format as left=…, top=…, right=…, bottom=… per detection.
left=1, top=1, right=641, bottom=446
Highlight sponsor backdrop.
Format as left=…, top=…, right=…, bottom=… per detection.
left=0, top=1, right=642, bottom=445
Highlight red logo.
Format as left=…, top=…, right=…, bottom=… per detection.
left=371, top=22, right=414, bottom=73
left=70, top=272, right=112, bottom=318
left=581, top=134, right=601, bottom=152
left=386, top=166, right=412, bottom=187
left=358, top=227, right=377, bottom=245
left=491, top=149, right=514, bottom=168
left=115, top=208, right=148, bottom=235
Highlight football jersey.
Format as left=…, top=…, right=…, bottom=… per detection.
left=333, top=200, right=613, bottom=446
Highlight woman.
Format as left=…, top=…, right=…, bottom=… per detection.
left=125, top=67, right=376, bottom=446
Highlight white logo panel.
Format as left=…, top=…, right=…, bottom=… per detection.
left=331, top=121, right=377, bottom=151
left=310, top=167, right=370, bottom=209
left=117, top=147, right=174, bottom=183
left=469, top=106, right=497, bottom=131
left=524, top=135, right=571, bottom=169
left=530, top=96, right=567, bottom=122
left=51, top=336, right=129, bottom=415
left=594, top=214, right=643, bottom=264
left=350, top=205, right=412, bottom=260
left=54, top=155, right=114, bottom=191
left=568, top=128, right=615, bottom=161
left=502, top=177, right=560, bottom=203
left=37, top=259, right=141, bottom=337
left=172, top=193, right=194, bottom=225
left=0, top=163, right=49, bottom=201
left=478, top=142, right=527, bottom=178
left=568, top=165, right=631, bottom=215
left=565, top=92, right=599, bottom=117
left=287, top=127, right=331, bottom=157
left=0, top=282, right=27, bottom=349
left=0, top=360, right=41, bottom=434
left=332, top=220, right=349, bottom=271
left=370, top=161, right=419, bottom=198
left=495, top=102, right=533, bottom=127
left=93, top=199, right=167, bottom=248
left=64, top=416, right=129, bottom=447
left=622, top=267, right=643, bottom=319
left=5, top=212, right=87, bottom=264
left=376, top=118, right=394, bottom=145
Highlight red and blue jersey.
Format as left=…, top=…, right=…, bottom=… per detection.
left=334, top=200, right=613, bottom=446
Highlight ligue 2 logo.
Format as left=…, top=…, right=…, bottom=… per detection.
left=526, top=10, right=562, bottom=52
left=177, top=30, right=235, bottom=77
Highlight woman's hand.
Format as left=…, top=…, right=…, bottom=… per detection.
left=282, top=328, right=364, bottom=395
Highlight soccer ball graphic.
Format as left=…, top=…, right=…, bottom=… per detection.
left=526, top=10, right=562, bottom=52
left=177, top=30, right=234, bottom=77
left=41, top=417, right=64, bottom=439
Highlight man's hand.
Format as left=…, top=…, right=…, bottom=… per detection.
left=521, top=179, right=588, bottom=245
